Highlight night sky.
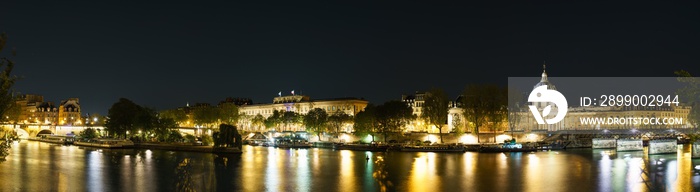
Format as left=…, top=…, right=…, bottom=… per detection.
left=1, top=1, right=699, bottom=115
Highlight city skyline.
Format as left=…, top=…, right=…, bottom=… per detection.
left=2, top=1, right=700, bottom=115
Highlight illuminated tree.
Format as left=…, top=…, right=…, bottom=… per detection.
left=354, top=104, right=378, bottom=142
left=328, top=113, right=352, bottom=135
left=105, top=98, right=143, bottom=138
left=282, top=111, right=301, bottom=131
left=264, top=110, right=282, bottom=130
left=192, top=106, right=221, bottom=128
left=160, top=109, right=188, bottom=125
left=461, top=84, right=506, bottom=143
left=252, top=114, right=265, bottom=131
left=153, top=117, right=178, bottom=142
left=219, top=102, right=240, bottom=125
left=375, top=101, right=415, bottom=142
left=422, top=88, right=449, bottom=143
left=303, top=108, right=328, bottom=141
left=79, top=128, right=99, bottom=140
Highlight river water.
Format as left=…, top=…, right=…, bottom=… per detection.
left=0, top=141, right=699, bottom=191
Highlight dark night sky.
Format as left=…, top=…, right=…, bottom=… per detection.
left=1, top=1, right=699, bottom=115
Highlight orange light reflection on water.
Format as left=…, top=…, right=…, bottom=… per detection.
left=408, top=152, right=440, bottom=192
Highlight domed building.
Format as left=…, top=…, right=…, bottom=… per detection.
left=517, top=65, right=692, bottom=133
left=529, top=64, right=565, bottom=131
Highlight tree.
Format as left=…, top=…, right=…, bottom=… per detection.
left=282, top=111, right=301, bottom=131
left=676, top=70, right=700, bottom=128
left=452, top=114, right=464, bottom=135
left=80, top=128, right=99, bottom=140
left=0, top=33, right=16, bottom=120
left=105, top=98, right=143, bottom=138
left=461, top=84, right=507, bottom=143
left=192, top=106, right=221, bottom=128
left=489, top=87, right=508, bottom=133
left=160, top=109, right=188, bottom=125
left=328, top=113, right=352, bottom=135
left=213, top=124, right=242, bottom=148
left=354, top=104, right=378, bottom=142
left=219, top=102, right=240, bottom=125
left=376, top=101, right=415, bottom=142
left=135, top=107, right=157, bottom=134
left=5, top=101, right=20, bottom=124
left=252, top=114, right=265, bottom=131
left=153, top=117, right=178, bottom=142
left=422, top=88, right=449, bottom=143
left=303, top=108, right=328, bottom=141
left=264, top=110, right=283, bottom=130
left=166, top=130, right=183, bottom=142
left=0, top=33, right=17, bottom=161
left=507, top=88, right=525, bottom=135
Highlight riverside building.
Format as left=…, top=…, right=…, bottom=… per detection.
left=238, top=94, right=368, bottom=132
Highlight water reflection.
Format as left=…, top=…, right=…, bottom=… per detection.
left=0, top=141, right=699, bottom=191
left=372, top=155, right=392, bottom=192
left=408, top=153, right=440, bottom=192
left=176, top=158, right=194, bottom=191
left=339, top=150, right=356, bottom=191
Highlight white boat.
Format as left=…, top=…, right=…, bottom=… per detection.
left=74, top=139, right=135, bottom=148
left=30, top=134, right=75, bottom=145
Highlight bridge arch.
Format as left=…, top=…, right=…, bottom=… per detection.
left=37, top=129, right=52, bottom=136
left=14, top=128, right=29, bottom=139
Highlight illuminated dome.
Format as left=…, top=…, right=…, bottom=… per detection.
left=534, top=64, right=556, bottom=90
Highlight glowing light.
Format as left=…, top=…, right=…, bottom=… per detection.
left=459, top=134, right=478, bottom=144
left=423, top=134, right=437, bottom=143
left=363, top=135, right=373, bottom=143
left=339, top=134, right=350, bottom=142
left=495, top=134, right=512, bottom=143
left=526, top=134, right=538, bottom=141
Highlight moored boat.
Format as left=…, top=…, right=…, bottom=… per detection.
left=479, top=140, right=536, bottom=153
left=74, top=138, right=135, bottom=148
left=277, top=141, right=313, bottom=148
left=398, top=145, right=465, bottom=153
left=30, top=134, right=75, bottom=145
left=333, top=144, right=390, bottom=152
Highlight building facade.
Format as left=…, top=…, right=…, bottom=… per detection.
left=58, top=98, right=81, bottom=126
left=12, top=95, right=81, bottom=126
left=239, top=95, right=369, bottom=132
left=36, top=102, right=58, bottom=125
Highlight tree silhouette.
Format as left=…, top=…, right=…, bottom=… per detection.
left=461, top=84, right=507, bottom=143
left=328, top=113, right=352, bottom=135
left=376, top=101, right=415, bottom=142
left=422, top=88, right=449, bottom=143
left=303, top=108, right=328, bottom=141
left=354, top=104, right=378, bottom=142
